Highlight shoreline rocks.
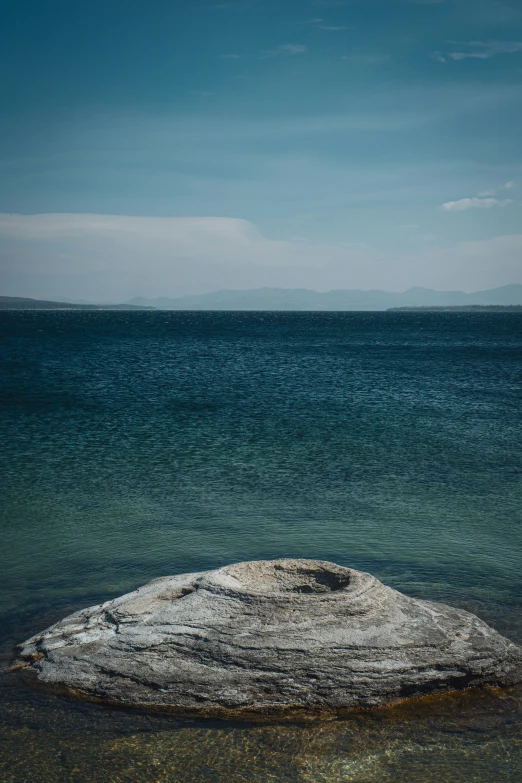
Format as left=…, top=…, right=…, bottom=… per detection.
left=14, top=559, right=522, bottom=719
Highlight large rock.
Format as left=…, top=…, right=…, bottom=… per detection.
left=14, top=559, right=522, bottom=719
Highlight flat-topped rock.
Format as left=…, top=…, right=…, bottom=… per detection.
left=14, top=559, right=522, bottom=719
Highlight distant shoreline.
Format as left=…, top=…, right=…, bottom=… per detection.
left=388, top=305, right=522, bottom=312
left=0, top=296, right=154, bottom=311
left=2, top=293, right=522, bottom=312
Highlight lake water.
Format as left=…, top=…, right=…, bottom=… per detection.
left=1, top=310, right=521, bottom=782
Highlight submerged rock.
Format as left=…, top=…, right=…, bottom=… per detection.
left=14, top=559, right=522, bottom=719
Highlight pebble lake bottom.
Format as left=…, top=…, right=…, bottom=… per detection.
left=1, top=310, right=521, bottom=782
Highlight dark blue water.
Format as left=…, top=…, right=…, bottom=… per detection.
left=1, top=311, right=522, bottom=782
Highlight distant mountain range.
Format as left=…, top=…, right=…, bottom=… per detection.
left=0, top=296, right=154, bottom=310
left=127, top=284, right=522, bottom=311
left=3, top=285, right=522, bottom=311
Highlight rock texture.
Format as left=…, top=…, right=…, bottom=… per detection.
left=14, top=559, right=522, bottom=719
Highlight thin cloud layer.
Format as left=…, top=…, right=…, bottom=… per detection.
left=260, top=44, right=307, bottom=58
left=441, top=197, right=513, bottom=211
left=301, top=18, right=348, bottom=29
left=1, top=213, right=521, bottom=301
left=435, top=40, right=522, bottom=62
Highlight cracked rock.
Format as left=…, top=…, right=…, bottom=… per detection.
left=14, top=559, right=522, bottom=719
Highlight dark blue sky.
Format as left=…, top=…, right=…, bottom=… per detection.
left=1, top=0, right=521, bottom=299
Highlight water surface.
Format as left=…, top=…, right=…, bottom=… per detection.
left=1, top=311, right=521, bottom=781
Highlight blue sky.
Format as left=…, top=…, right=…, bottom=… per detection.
left=1, top=0, right=521, bottom=299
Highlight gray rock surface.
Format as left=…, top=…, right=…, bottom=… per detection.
left=14, top=559, right=522, bottom=719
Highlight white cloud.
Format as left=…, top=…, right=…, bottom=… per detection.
left=219, top=53, right=242, bottom=59
left=1, top=213, right=521, bottom=300
left=260, top=44, right=307, bottom=59
left=504, top=181, right=516, bottom=189
left=440, top=40, right=522, bottom=61
left=0, top=214, right=271, bottom=254
left=441, top=197, right=513, bottom=211
left=0, top=213, right=379, bottom=299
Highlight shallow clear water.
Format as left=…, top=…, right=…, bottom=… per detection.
left=1, top=310, right=521, bottom=782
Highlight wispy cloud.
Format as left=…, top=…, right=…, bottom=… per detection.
left=260, top=44, right=307, bottom=59
left=342, top=53, right=389, bottom=65
left=219, top=54, right=242, bottom=59
left=477, top=181, right=516, bottom=197
left=301, top=17, right=349, bottom=30
left=434, top=40, right=522, bottom=62
left=441, top=197, right=513, bottom=211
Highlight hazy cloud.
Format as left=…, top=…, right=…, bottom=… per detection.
left=478, top=181, right=517, bottom=196
left=441, top=197, right=513, bottom=211
left=1, top=213, right=521, bottom=300
left=436, top=40, right=522, bottom=62
left=260, top=44, right=307, bottom=59
left=301, top=17, right=349, bottom=30
left=342, top=53, right=389, bottom=65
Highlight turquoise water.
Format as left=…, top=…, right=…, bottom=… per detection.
left=1, top=310, right=521, bottom=781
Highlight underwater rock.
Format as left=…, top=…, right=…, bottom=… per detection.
left=14, top=559, right=522, bottom=719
